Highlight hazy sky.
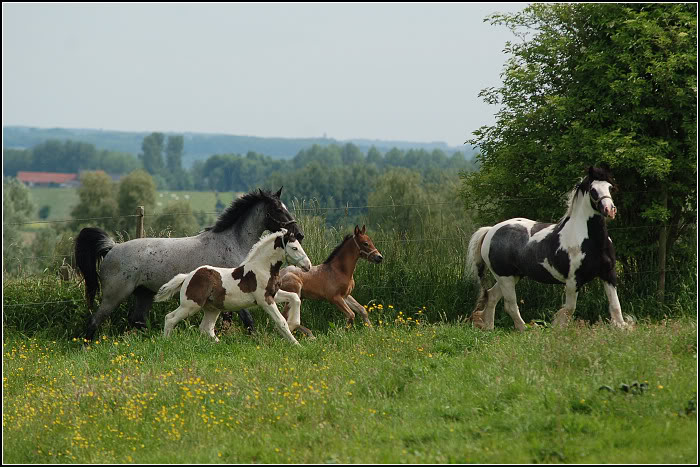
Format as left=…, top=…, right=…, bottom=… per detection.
left=3, top=3, right=526, bottom=147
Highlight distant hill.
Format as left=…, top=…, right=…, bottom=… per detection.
left=2, top=126, right=475, bottom=168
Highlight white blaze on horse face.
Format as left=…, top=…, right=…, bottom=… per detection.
left=286, top=239, right=311, bottom=271
left=591, top=180, right=616, bottom=219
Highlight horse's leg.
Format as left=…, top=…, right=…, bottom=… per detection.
left=164, top=301, right=201, bottom=337
left=129, top=286, right=155, bottom=329
left=330, top=295, right=356, bottom=327
left=274, top=290, right=302, bottom=332
left=552, top=282, right=578, bottom=328
left=236, top=309, right=255, bottom=334
left=345, top=295, right=372, bottom=327
left=278, top=272, right=314, bottom=338
left=199, top=306, right=222, bottom=342
left=84, top=279, right=134, bottom=340
left=281, top=298, right=315, bottom=338
left=259, top=302, right=300, bottom=346
left=474, top=282, right=503, bottom=330
left=498, top=276, right=527, bottom=332
left=603, top=282, right=627, bottom=327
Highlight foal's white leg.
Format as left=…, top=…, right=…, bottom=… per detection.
left=260, top=301, right=301, bottom=346
left=199, top=307, right=222, bottom=342
left=274, top=290, right=302, bottom=332
left=164, top=301, right=200, bottom=337
left=603, top=282, right=627, bottom=327
left=553, top=282, right=578, bottom=328
left=499, top=276, right=527, bottom=332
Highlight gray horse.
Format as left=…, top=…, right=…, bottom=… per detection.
left=75, top=188, right=304, bottom=340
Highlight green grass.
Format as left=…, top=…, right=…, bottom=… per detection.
left=4, top=205, right=696, bottom=463
left=3, top=317, right=696, bottom=464
left=26, top=187, right=235, bottom=223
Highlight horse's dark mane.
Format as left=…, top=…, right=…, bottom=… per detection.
left=323, top=234, right=353, bottom=264
left=211, top=189, right=275, bottom=233
left=576, top=166, right=615, bottom=195
left=563, top=166, right=615, bottom=220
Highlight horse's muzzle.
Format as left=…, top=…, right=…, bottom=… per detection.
left=299, top=258, right=312, bottom=272
left=604, top=205, right=617, bottom=219
left=371, top=254, right=384, bottom=264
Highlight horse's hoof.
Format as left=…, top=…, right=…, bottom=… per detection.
left=552, top=308, right=573, bottom=328
left=470, top=311, right=487, bottom=329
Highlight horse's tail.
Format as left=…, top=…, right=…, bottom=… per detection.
left=154, top=274, right=189, bottom=302
left=74, top=227, right=116, bottom=310
left=467, top=226, right=492, bottom=314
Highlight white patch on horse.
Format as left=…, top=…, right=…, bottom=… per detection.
left=530, top=223, right=555, bottom=243
left=540, top=258, right=567, bottom=283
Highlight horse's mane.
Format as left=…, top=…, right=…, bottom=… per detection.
left=241, top=230, right=284, bottom=264
left=323, top=234, right=353, bottom=264
left=211, top=189, right=275, bottom=233
left=563, top=166, right=615, bottom=219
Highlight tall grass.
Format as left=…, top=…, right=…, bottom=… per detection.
left=2, top=209, right=696, bottom=340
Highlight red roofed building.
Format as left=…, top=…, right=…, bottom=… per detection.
left=17, top=171, right=79, bottom=187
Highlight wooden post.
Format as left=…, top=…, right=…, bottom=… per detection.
left=136, top=206, right=145, bottom=238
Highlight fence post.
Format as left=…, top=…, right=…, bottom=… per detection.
left=136, top=206, right=145, bottom=238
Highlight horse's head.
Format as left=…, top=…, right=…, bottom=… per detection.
left=262, top=187, right=305, bottom=241
left=279, top=230, right=311, bottom=271
left=353, top=225, right=383, bottom=264
left=587, top=166, right=617, bottom=220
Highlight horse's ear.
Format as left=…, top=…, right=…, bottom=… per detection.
left=361, top=225, right=366, bottom=234
left=275, top=187, right=283, bottom=198
left=354, top=225, right=360, bottom=235
left=588, top=166, right=595, bottom=178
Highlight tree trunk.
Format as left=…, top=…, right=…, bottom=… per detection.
left=656, top=188, right=668, bottom=303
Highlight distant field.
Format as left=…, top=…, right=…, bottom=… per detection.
left=26, top=187, right=236, bottom=224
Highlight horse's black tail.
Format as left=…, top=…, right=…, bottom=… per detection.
left=467, top=227, right=492, bottom=315
left=74, top=227, right=116, bottom=310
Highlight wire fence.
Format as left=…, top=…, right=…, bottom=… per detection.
left=3, top=197, right=695, bottom=282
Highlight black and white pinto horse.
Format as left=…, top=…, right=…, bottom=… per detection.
left=75, top=188, right=304, bottom=340
left=467, top=166, right=629, bottom=331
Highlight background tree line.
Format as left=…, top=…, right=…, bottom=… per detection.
left=4, top=141, right=141, bottom=177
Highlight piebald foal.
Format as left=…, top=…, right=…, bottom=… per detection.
left=155, top=229, right=311, bottom=345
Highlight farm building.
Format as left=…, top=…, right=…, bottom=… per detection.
left=17, top=171, right=79, bottom=187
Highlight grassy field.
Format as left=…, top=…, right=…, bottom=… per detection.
left=3, top=316, right=697, bottom=464
left=5, top=205, right=696, bottom=463
left=26, top=187, right=235, bottom=223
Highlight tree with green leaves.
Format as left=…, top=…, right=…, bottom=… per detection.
left=70, top=171, right=119, bottom=233
left=165, top=135, right=184, bottom=172
left=461, top=3, right=696, bottom=301
left=151, top=200, right=199, bottom=238
left=116, top=170, right=156, bottom=235
left=3, top=177, right=34, bottom=272
left=139, top=132, right=165, bottom=176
